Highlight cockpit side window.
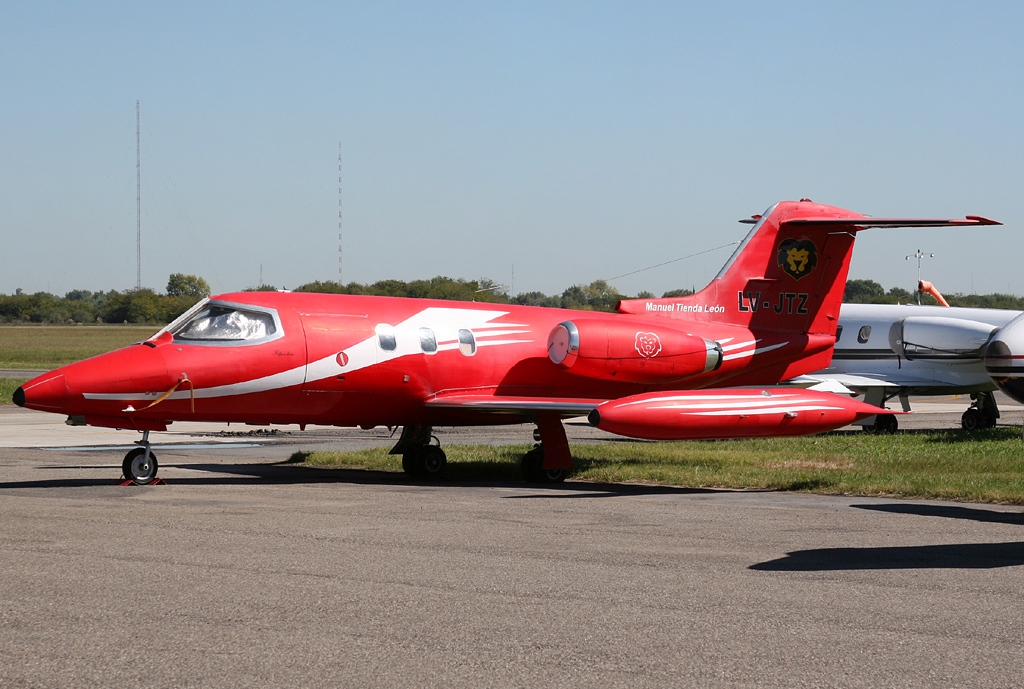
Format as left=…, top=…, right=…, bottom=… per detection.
left=171, top=303, right=279, bottom=344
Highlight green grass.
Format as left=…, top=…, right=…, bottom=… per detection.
left=0, top=325, right=157, bottom=369
left=291, top=428, right=1024, bottom=504
left=0, top=378, right=29, bottom=405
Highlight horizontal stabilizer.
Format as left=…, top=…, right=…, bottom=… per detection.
left=783, top=216, right=1001, bottom=230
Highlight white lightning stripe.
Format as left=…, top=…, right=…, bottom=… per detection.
left=83, top=306, right=536, bottom=402
left=82, top=365, right=307, bottom=401
left=477, top=339, right=533, bottom=348
left=641, top=398, right=815, bottom=411
left=305, top=307, right=534, bottom=386
left=474, top=329, right=532, bottom=338
left=614, top=393, right=801, bottom=409
left=722, top=342, right=788, bottom=361
left=688, top=405, right=843, bottom=416
left=720, top=339, right=757, bottom=352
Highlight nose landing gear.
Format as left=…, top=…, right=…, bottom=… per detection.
left=122, top=430, right=159, bottom=484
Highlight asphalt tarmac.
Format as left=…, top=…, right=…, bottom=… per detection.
left=2, top=402, right=1024, bottom=687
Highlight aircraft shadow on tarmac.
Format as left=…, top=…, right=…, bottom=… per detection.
left=750, top=542, right=1024, bottom=571
left=0, top=461, right=726, bottom=497
left=853, top=503, right=1024, bottom=525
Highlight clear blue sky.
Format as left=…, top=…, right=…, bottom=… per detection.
left=2, top=1, right=1022, bottom=298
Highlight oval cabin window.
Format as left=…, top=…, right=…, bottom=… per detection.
left=376, top=324, right=397, bottom=352
left=857, top=325, right=872, bottom=344
left=458, top=329, right=477, bottom=356
left=419, top=327, right=437, bottom=354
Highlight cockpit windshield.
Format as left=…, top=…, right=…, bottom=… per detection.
left=172, top=304, right=277, bottom=342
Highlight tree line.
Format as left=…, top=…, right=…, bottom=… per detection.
left=3, top=274, right=1022, bottom=325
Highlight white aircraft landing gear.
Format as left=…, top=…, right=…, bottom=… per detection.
left=521, top=415, right=572, bottom=484
left=390, top=424, right=447, bottom=478
left=962, top=391, right=999, bottom=430
left=122, top=431, right=159, bottom=484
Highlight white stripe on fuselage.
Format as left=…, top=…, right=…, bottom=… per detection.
left=84, top=307, right=532, bottom=402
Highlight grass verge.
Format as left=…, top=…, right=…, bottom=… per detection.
left=0, top=325, right=157, bottom=369
left=0, top=379, right=29, bottom=405
left=291, top=427, right=1024, bottom=504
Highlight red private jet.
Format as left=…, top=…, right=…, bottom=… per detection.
left=14, top=200, right=999, bottom=484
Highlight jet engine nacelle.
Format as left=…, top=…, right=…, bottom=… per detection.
left=888, top=316, right=997, bottom=360
left=546, top=319, right=722, bottom=384
left=984, top=312, right=1024, bottom=404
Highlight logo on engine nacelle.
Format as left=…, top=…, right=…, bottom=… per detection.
left=635, top=332, right=663, bottom=358
left=777, top=238, right=818, bottom=280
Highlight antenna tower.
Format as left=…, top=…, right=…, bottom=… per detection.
left=136, top=100, right=141, bottom=290
left=344, top=142, right=348, bottom=282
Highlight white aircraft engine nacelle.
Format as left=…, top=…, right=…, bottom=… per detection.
left=984, top=312, right=1024, bottom=404
left=887, top=317, right=997, bottom=361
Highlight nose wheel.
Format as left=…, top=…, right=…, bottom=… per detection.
left=123, top=431, right=159, bottom=484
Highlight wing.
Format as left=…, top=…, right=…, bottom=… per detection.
left=424, top=393, right=603, bottom=417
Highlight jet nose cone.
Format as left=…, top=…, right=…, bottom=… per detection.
left=19, top=373, right=68, bottom=412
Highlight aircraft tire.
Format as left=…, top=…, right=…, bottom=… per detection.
left=417, top=446, right=447, bottom=478
left=122, top=447, right=158, bottom=485
left=876, top=414, right=898, bottom=434
left=403, top=446, right=447, bottom=479
left=520, top=447, right=568, bottom=484
left=962, top=408, right=984, bottom=431
left=401, top=452, right=420, bottom=476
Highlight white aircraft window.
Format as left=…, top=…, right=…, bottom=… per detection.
left=835, top=325, right=843, bottom=343
left=419, top=327, right=437, bottom=354
left=174, top=305, right=276, bottom=342
left=376, top=324, right=397, bottom=351
left=857, top=325, right=871, bottom=344
left=458, top=329, right=477, bottom=356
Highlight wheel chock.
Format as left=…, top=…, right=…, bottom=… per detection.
left=116, top=477, right=167, bottom=486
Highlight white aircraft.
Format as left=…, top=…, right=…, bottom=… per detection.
left=795, top=301, right=1024, bottom=432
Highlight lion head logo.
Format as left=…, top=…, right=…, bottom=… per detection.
left=635, top=332, right=662, bottom=358
left=777, top=238, right=818, bottom=280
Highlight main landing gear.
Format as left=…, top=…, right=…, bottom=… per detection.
left=123, top=430, right=159, bottom=484
left=864, top=413, right=899, bottom=434
left=520, top=414, right=573, bottom=484
left=962, top=391, right=999, bottom=431
left=390, top=425, right=448, bottom=479
left=391, top=415, right=575, bottom=483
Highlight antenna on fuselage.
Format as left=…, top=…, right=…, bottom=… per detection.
left=338, top=142, right=343, bottom=284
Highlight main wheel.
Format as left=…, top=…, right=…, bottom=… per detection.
left=417, top=446, right=447, bottom=478
left=520, top=447, right=568, bottom=484
left=962, top=408, right=984, bottom=431
left=876, top=414, right=898, bottom=434
left=404, top=446, right=447, bottom=478
left=122, top=447, right=159, bottom=485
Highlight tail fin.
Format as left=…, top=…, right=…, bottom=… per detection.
left=618, top=200, right=999, bottom=337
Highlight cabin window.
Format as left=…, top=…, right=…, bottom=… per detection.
left=173, top=304, right=277, bottom=342
left=835, top=325, right=843, bottom=343
left=857, top=325, right=871, bottom=344
left=419, top=327, right=437, bottom=354
left=458, top=329, right=477, bottom=356
left=376, top=324, right=397, bottom=351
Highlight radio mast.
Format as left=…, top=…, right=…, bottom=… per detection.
left=344, top=142, right=348, bottom=282
left=136, top=100, right=141, bottom=290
